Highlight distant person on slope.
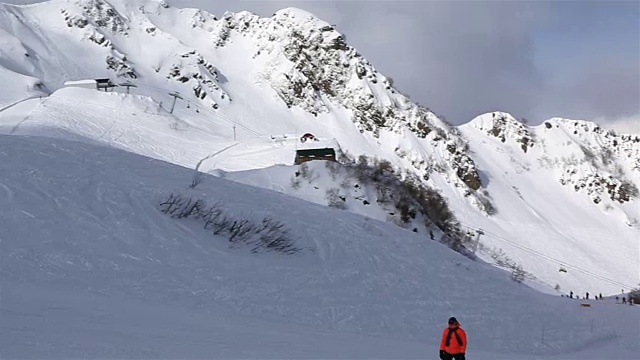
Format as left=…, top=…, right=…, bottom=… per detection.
left=439, top=317, right=467, bottom=360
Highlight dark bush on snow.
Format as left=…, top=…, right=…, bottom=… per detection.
left=629, top=288, right=640, bottom=304
left=159, top=193, right=301, bottom=254
left=337, top=152, right=473, bottom=254
left=325, top=187, right=347, bottom=209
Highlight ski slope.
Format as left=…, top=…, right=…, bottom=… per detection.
left=218, top=148, right=639, bottom=298
left=0, top=134, right=638, bottom=359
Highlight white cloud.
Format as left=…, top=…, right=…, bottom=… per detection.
left=597, top=115, right=640, bottom=134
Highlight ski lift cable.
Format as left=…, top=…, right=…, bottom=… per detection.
left=132, top=83, right=263, bottom=137
left=461, top=224, right=633, bottom=288
left=459, top=223, right=635, bottom=289
left=472, top=226, right=633, bottom=289
left=195, top=104, right=262, bottom=137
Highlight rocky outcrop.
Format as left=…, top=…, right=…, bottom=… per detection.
left=207, top=8, right=482, bottom=192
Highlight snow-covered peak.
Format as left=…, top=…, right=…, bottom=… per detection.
left=463, top=111, right=533, bottom=153
left=270, top=7, right=344, bottom=40
left=539, top=117, right=640, bottom=156
left=467, top=111, right=520, bottom=128
left=544, top=117, right=601, bottom=129
left=273, top=7, right=328, bottom=23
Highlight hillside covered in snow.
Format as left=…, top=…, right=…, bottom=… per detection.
left=1, top=134, right=639, bottom=359
left=0, top=0, right=638, bottom=299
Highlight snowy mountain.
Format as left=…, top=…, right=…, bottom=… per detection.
left=0, top=0, right=638, bottom=299
left=1, top=134, right=638, bottom=359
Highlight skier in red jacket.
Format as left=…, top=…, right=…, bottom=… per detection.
left=439, top=317, right=467, bottom=360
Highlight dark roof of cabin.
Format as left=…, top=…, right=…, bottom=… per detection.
left=95, top=79, right=116, bottom=87
left=295, top=148, right=335, bottom=157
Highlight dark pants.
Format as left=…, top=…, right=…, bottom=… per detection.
left=443, top=353, right=466, bottom=360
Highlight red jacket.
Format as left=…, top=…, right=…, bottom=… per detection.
left=440, top=324, right=467, bottom=354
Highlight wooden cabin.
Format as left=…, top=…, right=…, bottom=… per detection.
left=294, top=148, right=336, bottom=165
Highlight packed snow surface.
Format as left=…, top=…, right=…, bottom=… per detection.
left=0, top=135, right=638, bottom=359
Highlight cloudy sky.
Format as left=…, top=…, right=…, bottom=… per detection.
left=6, top=0, right=639, bottom=128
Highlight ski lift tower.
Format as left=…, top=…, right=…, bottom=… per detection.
left=168, top=91, right=183, bottom=114
left=120, top=81, right=137, bottom=94
left=473, top=228, right=484, bottom=255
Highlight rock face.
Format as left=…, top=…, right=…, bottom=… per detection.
left=467, top=112, right=640, bottom=206
left=143, top=6, right=483, bottom=197
left=544, top=120, right=640, bottom=204
left=244, top=9, right=440, bottom=139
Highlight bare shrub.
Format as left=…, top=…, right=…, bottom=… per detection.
left=298, top=163, right=317, bottom=183
left=320, top=154, right=472, bottom=255
left=299, top=163, right=311, bottom=179
left=326, top=187, right=347, bottom=209
left=325, top=160, right=340, bottom=180
left=211, top=213, right=234, bottom=235
left=228, top=218, right=256, bottom=243
left=252, top=217, right=299, bottom=254
left=476, top=192, right=497, bottom=215
left=355, top=155, right=370, bottom=183
left=489, top=248, right=531, bottom=283
left=629, top=288, right=640, bottom=304
left=511, top=264, right=526, bottom=283
left=387, top=213, right=408, bottom=228
left=337, top=148, right=355, bottom=164
left=372, top=158, right=394, bottom=181
left=159, top=192, right=184, bottom=216
left=189, top=170, right=204, bottom=189
left=411, top=182, right=458, bottom=233
left=202, top=202, right=225, bottom=230
left=439, top=229, right=472, bottom=253
left=159, top=193, right=205, bottom=219
left=395, top=196, right=416, bottom=224
left=158, top=193, right=301, bottom=254
left=376, top=184, right=393, bottom=204
left=290, top=175, right=302, bottom=190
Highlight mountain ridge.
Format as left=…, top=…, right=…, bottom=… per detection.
left=0, top=0, right=637, bottom=295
